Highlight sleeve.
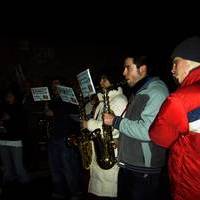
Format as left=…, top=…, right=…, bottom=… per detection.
left=87, top=103, right=103, bottom=132
left=110, top=95, right=128, bottom=139
left=87, top=95, right=128, bottom=139
left=87, top=118, right=103, bottom=132
left=119, top=86, right=168, bottom=141
left=149, top=95, right=189, bottom=148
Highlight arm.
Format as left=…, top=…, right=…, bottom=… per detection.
left=149, top=95, right=188, bottom=148
left=114, top=86, right=168, bottom=141
left=87, top=94, right=127, bottom=137
left=87, top=103, right=103, bottom=132
left=109, top=95, right=127, bottom=138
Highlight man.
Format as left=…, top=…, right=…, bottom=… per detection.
left=45, top=78, right=83, bottom=200
left=82, top=71, right=127, bottom=200
left=0, top=90, right=30, bottom=198
left=149, top=36, right=200, bottom=200
left=103, top=56, right=169, bottom=200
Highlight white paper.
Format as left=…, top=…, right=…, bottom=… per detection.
left=31, top=87, right=51, bottom=101
left=77, top=68, right=96, bottom=98
left=57, top=85, right=79, bottom=105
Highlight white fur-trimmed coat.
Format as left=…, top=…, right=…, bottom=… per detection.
left=87, top=87, right=127, bottom=197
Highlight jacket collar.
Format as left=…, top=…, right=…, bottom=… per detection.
left=181, top=66, right=200, bottom=88
left=131, top=76, right=155, bottom=94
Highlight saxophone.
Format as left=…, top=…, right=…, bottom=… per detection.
left=78, top=92, right=101, bottom=170
left=91, top=88, right=116, bottom=170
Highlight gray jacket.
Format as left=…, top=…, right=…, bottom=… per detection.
left=113, top=77, right=169, bottom=173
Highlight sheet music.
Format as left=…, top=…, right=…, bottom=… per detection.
left=77, top=68, right=96, bottom=98
left=31, top=87, right=51, bottom=101
left=57, top=85, right=79, bottom=105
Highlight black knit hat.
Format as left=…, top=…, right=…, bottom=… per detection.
left=171, top=36, right=200, bottom=62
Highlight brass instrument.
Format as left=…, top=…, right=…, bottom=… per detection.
left=66, top=87, right=99, bottom=170
left=68, top=80, right=126, bottom=170
left=91, top=88, right=117, bottom=170
left=77, top=92, right=96, bottom=170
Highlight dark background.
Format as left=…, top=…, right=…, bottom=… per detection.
left=0, top=8, right=199, bottom=199
left=0, top=18, right=199, bottom=92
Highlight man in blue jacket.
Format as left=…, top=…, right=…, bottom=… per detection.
left=103, top=56, right=169, bottom=200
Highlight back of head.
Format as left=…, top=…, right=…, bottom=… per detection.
left=171, top=36, right=200, bottom=62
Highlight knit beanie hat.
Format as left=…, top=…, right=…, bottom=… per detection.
left=171, top=36, right=200, bottom=63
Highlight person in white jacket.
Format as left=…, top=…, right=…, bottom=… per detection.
left=82, top=73, right=128, bottom=200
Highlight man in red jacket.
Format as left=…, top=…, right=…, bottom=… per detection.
left=149, top=36, right=200, bottom=200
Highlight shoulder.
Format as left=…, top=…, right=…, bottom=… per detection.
left=114, top=95, right=127, bottom=105
left=112, top=91, right=127, bottom=104
left=149, top=78, right=168, bottom=90
left=147, top=79, right=169, bottom=97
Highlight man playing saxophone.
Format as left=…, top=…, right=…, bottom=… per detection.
left=82, top=70, right=127, bottom=200
left=103, top=56, right=169, bottom=200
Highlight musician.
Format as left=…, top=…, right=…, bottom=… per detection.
left=149, top=36, right=200, bottom=200
left=103, top=56, right=169, bottom=200
left=45, top=78, right=84, bottom=200
left=0, top=90, right=29, bottom=186
left=82, top=70, right=127, bottom=200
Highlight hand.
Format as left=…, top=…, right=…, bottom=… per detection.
left=81, top=120, right=88, bottom=129
left=103, top=113, right=115, bottom=126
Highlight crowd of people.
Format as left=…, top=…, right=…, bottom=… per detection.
left=0, top=36, right=200, bottom=200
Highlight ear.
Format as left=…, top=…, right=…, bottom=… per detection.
left=139, top=65, right=147, bottom=75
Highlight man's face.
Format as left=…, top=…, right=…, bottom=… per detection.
left=171, top=57, right=189, bottom=84
left=123, top=57, right=142, bottom=87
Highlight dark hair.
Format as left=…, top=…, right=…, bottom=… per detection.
left=3, top=89, right=21, bottom=103
left=98, top=67, right=119, bottom=86
left=133, top=56, right=148, bottom=67
left=123, top=55, right=154, bottom=75
left=50, top=76, right=65, bottom=84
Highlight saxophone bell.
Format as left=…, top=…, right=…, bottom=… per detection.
left=90, top=128, right=101, bottom=139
